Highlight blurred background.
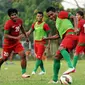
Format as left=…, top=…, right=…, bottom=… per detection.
left=0, top=0, right=85, bottom=60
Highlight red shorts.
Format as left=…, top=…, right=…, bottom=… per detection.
left=75, top=34, right=85, bottom=54
left=75, top=45, right=85, bottom=54
left=56, top=34, right=78, bottom=55
left=34, top=41, right=45, bottom=60
left=3, top=42, right=24, bottom=59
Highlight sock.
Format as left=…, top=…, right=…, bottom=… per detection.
left=22, top=68, right=26, bottom=74
left=73, top=55, right=78, bottom=68
left=60, top=49, right=73, bottom=68
left=40, top=60, right=45, bottom=72
left=33, top=59, right=41, bottom=72
left=53, top=59, right=60, bottom=82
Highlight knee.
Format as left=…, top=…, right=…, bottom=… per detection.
left=55, top=54, right=63, bottom=60
left=3, top=57, right=8, bottom=61
left=58, top=46, right=65, bottom=51
left=19, top=52, right=26, bottom=59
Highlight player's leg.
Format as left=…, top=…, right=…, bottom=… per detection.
left=49, top=51, right=62, bottom=83
left=0, top=48, right=11, bottom=68
left=73, top=45, right=83, bottom=68
left=59, top=35, right=75, bottom=74
left=40, top=60, right=45, bottom=73
left=15, top=42, right=30, bottom=78
left=32, top=42, right=46, bottom=75
left=32, top=42, right=39, bottom=74
left=38, top=44, right=46, bottom=75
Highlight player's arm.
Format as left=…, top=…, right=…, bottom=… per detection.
left=43, top=23, right=60, bottom=40
left=26, top=23, right=35, bottom=37
left=75, top=21, right=82, bottom=35
left=26, top=28, right=34, bottom=37
left=68, top=13, right=78, bottom=31
left=43, top=34, right=59, bottom=40
left=4, top=30, right=19, bottom=39
left=20, top=25, right=29, bottom=42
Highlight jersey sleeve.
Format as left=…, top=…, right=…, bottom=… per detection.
left=31, top=23, right=35, bottom=29
left=43, top=23, right=50, bottom=31
left=78, top=21, right=82, bottom=30
left=4, top=21, right=11, bottom=31
left=58, top=11, right=73, bottom=19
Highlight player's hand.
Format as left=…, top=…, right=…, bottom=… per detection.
left=74, top=28, right=80, bottom=35
left=14, top=35, right=23, bottom=40
left=18, top=34, right=24, bottom=40
left=26, top=37, right=29, bottom=44
left=42, top=37, right=49, bottom=41
left=26, top=32, right=30, bottom=37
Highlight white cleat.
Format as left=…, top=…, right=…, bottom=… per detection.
left=31, top=71, right=36, bottom=75
left=22, top=73, right=30, bottom=78
left=48, top=80, right=59, bottom=84
left=63, top=67, right=76, bottom=75
left=38, top=71, right=46, bottom=75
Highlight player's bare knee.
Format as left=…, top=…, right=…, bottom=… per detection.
left=55, top=54, right=62, bottom=60
left=3, top=57, right=8, bottom=61
left=59, top=46, right=65, bottom=51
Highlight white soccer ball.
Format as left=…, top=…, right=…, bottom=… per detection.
left=60, top=75, right=72, bottom=85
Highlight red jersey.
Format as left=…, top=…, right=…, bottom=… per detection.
left=4, top=18, right=22, bottom=47
left=78, top=19, right=85, bottom=43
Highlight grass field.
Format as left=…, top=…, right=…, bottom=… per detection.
left=0, top=60, right=85, bottom=85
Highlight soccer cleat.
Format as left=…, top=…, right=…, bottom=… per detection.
left=22, top=73, right=30, bottom=78
left=31, top=71, right=36, bottom=75
left=48, top=80, right=59, bottom=84
left=63, top=67, right=76, bottom=75
left=38, top=71, right=46, bottom=75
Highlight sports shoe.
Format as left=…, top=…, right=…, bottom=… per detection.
left=22, top=73, right=30, bottom=78
left=63, top=67, right=76, bottom=75
left=48, top=80, right=59, bottom=84
left=38, top=71, right=46, bottom=75
left=31, top=71, right=36, bottom=75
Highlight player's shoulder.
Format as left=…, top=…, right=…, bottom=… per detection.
left=5, top=19, right=12, bottom=25
left=17, top=18, right=22, bottom=22
left=58, top=11, right=69, bottom=19
left=43, top=22, right=48, bottom=26
left=6, top=19, right=12, bottom=23
left=59, top=10, right=68, bottom=15
left=79, top=19, right=85, bottom=23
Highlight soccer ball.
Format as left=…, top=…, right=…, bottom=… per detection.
left=60, top=75, right=72, bottom=85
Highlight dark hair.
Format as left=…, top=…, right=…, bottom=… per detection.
left=46, top=7, right=56, bottom=13
left=37, top=12, right=43, bottom=16
left=7, top=8, right=18, bottom=16
left=77, top=11, right=84, bottom=18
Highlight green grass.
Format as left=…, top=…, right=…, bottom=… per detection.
left=0, top=60, right=85, bottom=85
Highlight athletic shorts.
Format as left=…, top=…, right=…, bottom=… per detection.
left=34, top=41, right=45, bottom=60
left=75, top=45, right=85, bottom=54
left=56, top=34, right=78, bottom=55
left=3, top=42, right=24, bottom=59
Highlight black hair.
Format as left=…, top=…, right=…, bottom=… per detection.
left=77, top=11, right=84, bottom=18
left=7, top=8, right=18, bottom=16
left=37, top=12, right=43, bottom=16
left=46, top=7, right=56, bottom=13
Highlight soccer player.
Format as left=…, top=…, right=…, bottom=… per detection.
left=0, top=8, right=30, bottom=78
left=73, top=11, right=85, bottom=68
left=26, top=12, right=51, bottom=75
left=45, top=7, right=78, bottom=83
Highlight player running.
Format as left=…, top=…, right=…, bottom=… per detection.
left=73, top=11, right=85, bottom=68
left=0, top=8, right=30, bottom=78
